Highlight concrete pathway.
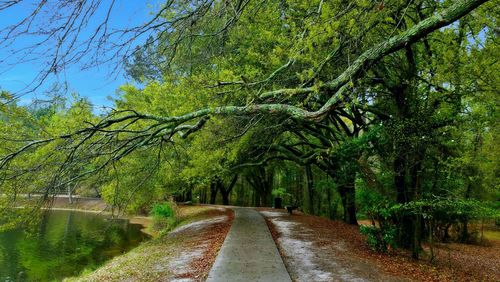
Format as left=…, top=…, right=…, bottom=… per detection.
left=206, top=208, right=292, bottom=282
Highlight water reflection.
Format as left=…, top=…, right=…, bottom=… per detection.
left=0, top=210, right=148, bottom=281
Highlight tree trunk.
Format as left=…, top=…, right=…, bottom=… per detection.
left=209, top=181, right=218, bottom=204
left=326, top=187, right=334, bottom=219
left=336, top=170, right=358, bottom=225
left=221, top=190, right=230, bottom=205
left=253, top=189, right=261, bottom=207
left=410, top=150, right=424, bottom=258
left=246, top=166, right=273, bottom=207
left=198, top=188, right=204, bottom=204
left=67, top=183, right=73, bottom=204
left=220, top=175, right=238, bottom=206
left=184, top=186, right=193, bottom=202
left=340, top=183, right=357, bottom=225
left=305, top=165, right=314, bottom=214
left=394, top=144, right=415, bottom=249
left=346, top=186, right=357, bottom=225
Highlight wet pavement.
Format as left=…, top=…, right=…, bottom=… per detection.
left=206, top=208, right=291, bottom=282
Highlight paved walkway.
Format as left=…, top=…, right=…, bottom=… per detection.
left=206, top=208, right=292, bottom=282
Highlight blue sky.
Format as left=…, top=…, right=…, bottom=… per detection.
left=0, top=1, right=158, bottom=110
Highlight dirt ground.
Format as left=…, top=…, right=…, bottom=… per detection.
left=259, top=208, right=500, bottom=282
left=49, top=196, right=109, bottom=211
left=69, top=205, right=233, bottom=282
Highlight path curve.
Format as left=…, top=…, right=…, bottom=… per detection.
left=206, top=207, right=291, bottom=282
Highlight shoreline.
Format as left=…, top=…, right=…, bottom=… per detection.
left=67, top=205, right=233, bottom=281
left=43, top=198, right=156, bottom=237
left=49, top=208, right=155, bottom=237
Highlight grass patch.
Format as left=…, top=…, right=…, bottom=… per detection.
left=65, top=205, right=227, bottom=282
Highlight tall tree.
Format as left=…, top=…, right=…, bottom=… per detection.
left=0, top=1, right=495, bottom=252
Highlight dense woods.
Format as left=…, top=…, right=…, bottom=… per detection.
left=0, top=0, right=498, bottom=260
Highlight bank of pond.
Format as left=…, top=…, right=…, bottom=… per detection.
left=0, top=210, right=149, bottom=281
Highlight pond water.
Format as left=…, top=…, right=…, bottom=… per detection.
left=0, top=210, right=149, bottom=281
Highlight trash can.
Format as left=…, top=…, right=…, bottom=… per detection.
left=274, top=197, right=282, bottom=209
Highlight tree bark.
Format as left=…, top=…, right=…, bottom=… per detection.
left=67, top=183, right=74, bottom=204
left=305, top=165, right=315, bottom=214
left=220, top=175, right=238, bottom=205
left=339, top=183, right=357, bottom=225
left=326, top=187, right=333, bottom=219
left=209, top=181, right=218, bottom=204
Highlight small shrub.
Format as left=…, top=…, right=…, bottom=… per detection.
left=360, top=225, right=397, bottom=252
left=152, top=203, right=175, bottom=218
left=151, top=202, right=177, bottom=232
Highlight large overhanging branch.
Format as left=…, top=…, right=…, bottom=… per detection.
left=0, top=0, right=488, bottom=179
left=259, top=0, right=487, bottom=102
left=120, top=0, right=489, bottom=123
